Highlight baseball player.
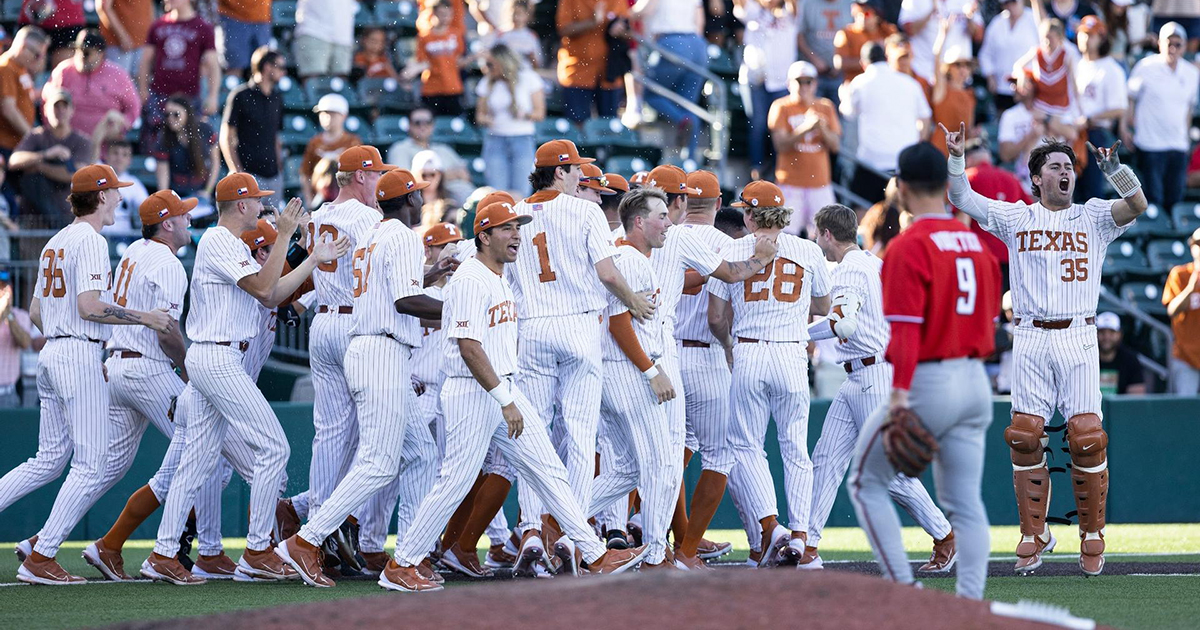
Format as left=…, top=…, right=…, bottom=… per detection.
left=707, top=180, right=831, bottom=567
left=380, top=201, right=650, bottom=592
left=586, top=187, right=678, bottom=569
left=802, top=203, right=955, bottom=571
left=602, top=173, right=630, bottom=238
left=945, top=122, right=1147, bottom=575
left=577, top=163, right=615, bottom=205
left=1, top=165, right=173, bottom=585
left=849, top=141, right=1001, bottom=600
left=304, top=145, right=397, bottom=567
left=140, top=173, right=347, bottom=585
left=278, top=169, right=442, bottom=588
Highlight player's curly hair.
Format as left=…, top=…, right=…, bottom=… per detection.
left=746, top=205, right=793, bottom=230
left=68, top=191, right=101, bottom=217
left=1027, top=139, right=1076, bottom=198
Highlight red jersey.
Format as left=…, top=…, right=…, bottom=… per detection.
left=882, top=215, right=1001, bottom=390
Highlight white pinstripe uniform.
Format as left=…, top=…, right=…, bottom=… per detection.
left=507, top=192, right=617, bottom=530
left=394, top=256, right=610, bottom=567
left=153, top=226, right=290, bottom=557
left=299, top=219, right=438, bottom=550
left=709, top=234, right=830, bottom=532
left=588, top=245, right=672, bottom=563
left=306, top=200, right=382, bottom=520
left=806, top=250, right=952, bottom=547
left=0, top=223, right=112, bottom=558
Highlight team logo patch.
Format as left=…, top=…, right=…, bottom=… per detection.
left=774, top=195, right=781, bottom=203
left=90, top=273, right=101, bottom=281
left=377, top=189, right=386, bottom=198
left=678, top=183, right=686, bottom=191
left=253, top=236, right=266, bottom=247
left=694, top=187, right=703, bottom=194
left=479, top=218, right=490, bottom=227
left=239, top=260, right=251, bottom=267
left=362, top=160, right=373, bottom=168
left=751, top=198, right=759, bottom=207
left=501, top=202, right=513, bottom=213
left=532, top=204, right=543, bottom=212
left=169, top=302, right=179, bottom=310
left=447, top=226, right=456, bottom=234
left=558, top=154, right=570, bottom=162
left=410, top=279, right=420, bottom=287
left=406, top=181, right=414, bottom=190
left=237, top=187, right=250, bottom=196
left=424, top=235, right=433, bottom=243
left=456, top=320, right=469, bottom=328
left=157, top=208, right=170, bottom=218
left=96, top=178, right=107, bottom=186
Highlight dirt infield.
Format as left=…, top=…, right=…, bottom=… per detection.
left=115, top=569, right=1071, bottom=630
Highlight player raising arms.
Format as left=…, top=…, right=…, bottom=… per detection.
left=944, top=122, right=1148, bottom=575
left=849, top=142, right=1001, bottom=600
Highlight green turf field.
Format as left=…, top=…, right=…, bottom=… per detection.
left=2, top=523, right=1197, bottom=630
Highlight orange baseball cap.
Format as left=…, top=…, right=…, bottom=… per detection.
left=338, top=145, right=395, bottom=172
left=534, top=139, right=594, bottom=168
left=604, top=173, right=630, bottom=193
left=478, top=190, right=516, bottom=209
left=241, top=218, right=279, bottom=251
left=580, top=164, right=615, bottom=194
left=1078, top=15, right=1105, bottom=35
left=474, top=200, right=532, bottom=233
left=687, top=170, right=721, bottom=199
left=376, top=168, right=430, bottom=201
left=629, top=171, right=649, bottom=186
left=423, top=222, right=464, bottom=247
left=139, top=190, right=198, bottom=226
left=71, top=163, right=133, bottom=193
left=731, top=180, right=785, bottom=208
left=216, top=172, right=274, bottom=202
left=646, top=165, right=700, bottom=195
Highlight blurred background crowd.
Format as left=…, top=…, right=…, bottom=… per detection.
left=0, top=0, right=1196, bottom=405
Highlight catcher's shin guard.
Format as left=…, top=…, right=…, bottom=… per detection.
left=1067, top=414, right=1108, bottom=534
left=1005, top=413, right=1050, bottom=538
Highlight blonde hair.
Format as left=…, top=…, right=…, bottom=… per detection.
left=747, top=205, right=792, bottom=230
left=487, top=44, right=524, bottom=117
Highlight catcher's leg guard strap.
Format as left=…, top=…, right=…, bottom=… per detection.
left=1068, top=414, right=1108, bottom=533
left=1006, top=413, right=1047, bottom=468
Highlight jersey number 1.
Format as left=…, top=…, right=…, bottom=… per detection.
left=955, top=257, right=977, bottom=315
left=532, top=232, right=556, bottom=283
left=113, top=259, right=137, bottom=307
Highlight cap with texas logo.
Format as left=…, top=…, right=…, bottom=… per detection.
left=376, top=168, right=430, bottom=201
left=474, top=200, right=533, bottom=234
left=686, top=170, right=721, bottom=200
left=423, top=222, right=464, bottom=247
left=139, top=189, right=198, bottom=226
left=646, top=165, right=700, bottom=195
left=338, top=145, right=396, bottom=173
left=731, top=180, right=785, bottom=208
left=216, top=172, right=275, bottom=202
left=71, top=163, right=134, bottom=194
left=534, top=139, right=594, bottom=168
left=241, top=218, right=279, bottom=251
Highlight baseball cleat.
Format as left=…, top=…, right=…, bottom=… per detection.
left=674, top=552, right=710, bottom=571
left=553, top=537, right=580, bottom=576
left=379, top=560, right=443, bottom=593
left=275, top=536, right=334, bottom=588
left=759, top=525, right=791, bottom=568
left=587, top=544, right=650, bottom=575
left=18, top=555, right=86, bottom=585
left=485, top=543, right=516, bottom=569
left=1079, top=532, right=1105, bottom=576
left=779, top=537, right=807, bottom=567
left=177, top=517, right=197, bottom=571
left=83, top=539, right=131, bottom=581
left=234, top=549, right=298, bottom=582
left=440, top=542, right=493, bottom=578
left=1015, top=530, right=1057, bottom=574
left=605, top=529, right=630, bottom=551
left=627, top=514, right=644, bottom=547
left=192, top=553, right=238, bottom=580
left=746, top=548, right=763, bottom=567
left=513, top=532, right=546, bottom=578
left=360, top=552, right=389, bottom=576
left=273, top=498, right=301, bottom=544
left=797, top=545, right=823, bottom=570
left=141, top=553, right=205, bottom=585
left=417, top=558, right=445, bottom=584
left=14, top=536, right=36, bottom=562
left=696, top=539, right=732, bottom=560
left=919, top=532, right=957, bottom=573
left=333, top=519, right=363, bottom=572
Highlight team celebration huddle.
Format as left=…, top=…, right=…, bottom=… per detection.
left=0, top=110, right=1145, bottom=596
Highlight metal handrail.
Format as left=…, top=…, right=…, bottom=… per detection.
left=631, top=35, right=730, bottom=182
left=1098, top=285, right=1172, bottom=381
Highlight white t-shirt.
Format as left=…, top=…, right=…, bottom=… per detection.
left=1128, top=54, right=1200, bottom=152
left=899, top=0, right=982, bottom=82
left=107, top=239, right=187, bottom=362
left=477, top=70, right=544, bottom=137
left=1075, top=56, right=1128, bottom=126
left=978, top=9, right=1039, bottom=97
left=840, top=62, right=932, bottom=172
left=735, top=1, right=799, bottom=93
left=643, top=0, right=702, bottom=36
left=295, top=0, right=357, bottom=46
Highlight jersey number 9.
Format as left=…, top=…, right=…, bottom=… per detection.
left=955, top=257, right=976, bottom=315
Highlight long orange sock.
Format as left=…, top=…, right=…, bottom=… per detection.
left=102, top=485, right=161, bottom=552
left=458, top=473, right=512, bottom=551
left=441, top=474, right=484, bottom=550
left=679, top=469, right=727, bottom=556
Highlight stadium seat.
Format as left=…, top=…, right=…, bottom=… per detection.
left=272, top=0, right=297, bottom=27
left=1118, top=281, right=1167, bottom=316
left=1171, top=201, right=1200, bottom=233
left=377, top=0, right=418, bottom=31
left=1123, top=204, right=1176, bottom=238
left=373, top=114, right=409, bottom=143
left=582, top=117, right=639, bottom=149
left=705, top=44, right=738, bottom=78
left=283, top=155, right=304, bottom=190
left=344, top=115, right=371, bottom=143
left=662, top=155, right=702, bottom=171
left=281, top=114, right=318, bottom=149
left=1102, top=240, right=1151, bottom=277
left=277, top=76, right=313, bottom=112
left=433, top=116, right=482, bottom=149
left=605, top=155, right=652, bottom=177
left=535, top=117, right=582, bottom=145
left=1146, top=239, right=1191, bottom=273
left=358, top=77, right=420, bottom=112
left=305, top=76, right=357, bottom=106
left=127, top=155, right=160, bottom=189
left=354, top=2, right=378, bottom=27
left=464, top=155, right=488, bottom=187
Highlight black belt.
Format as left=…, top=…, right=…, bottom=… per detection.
left=737, top=337, right=800, bottom=344
left=843, top=356, right=878, bottom=374
left=680, top=340, right=711, bottom=348
left=215, top=341, right=250, bottom=352
left=1013, top=316, right=1095, bottom=330
left=317, top=305, right=353, bottom=314
left=112, top=350, right=143, bottom=359
left=50, top=335, right=104, bottom=346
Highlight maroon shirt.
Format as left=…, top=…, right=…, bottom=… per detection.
left=19, top=0, right=84, bottom=29
left=145, top=15, right=215, bottom=98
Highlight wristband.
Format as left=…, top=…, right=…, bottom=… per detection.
left=948, top=153, right=965, bottom=177
left=1104, top=164, right=1142, bottom=199
left=642, top=365, right=659, bottom=380
left=488, top=382, right=514, bottom=407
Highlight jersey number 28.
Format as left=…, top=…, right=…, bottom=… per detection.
left=743, top=258, right=804, bottom=303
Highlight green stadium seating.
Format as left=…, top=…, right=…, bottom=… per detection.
left=1123, top=204, right=1176, bottom=238
left=604, top=156, right=652, bottom=177
left=463, top=155, right=488, bottom=187
left=1119, top=281, right=1167, bottom=316
left=283, top=155, right=304, bottom=190
left=127, top=155, right=160, bottom=190
left=272, top=0, right=297, bottom=27
left=358, top=77, right=420, bottom=112
left=582, top=117, right=639, bottom=148
left=1171, top=201, right=1200, bottom=233
left=1147, top=239, right=1191, bottom=273
left=535, top=118, right=582, bottom=145
left=355, top=2, right=378, bottom=27
left=376, top=0, right=419, bottom=32
left=305, top=77, right=357, bottom=107
left=705, top=44, right=738, bottom=78
left=281, top=114, right=318, bottom=149
left=344, top=115, right=371, bottom=143
left=433, top=116, right=482, bottom=150
left=373, top=114, right=409, bottom=143
left=1102, top=240, right=1151, bottom=276
left=277, top=76, right=313, bottom=112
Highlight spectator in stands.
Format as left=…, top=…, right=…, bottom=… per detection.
left=0, top=27, right=48, bottom=160
left=1164, top=228, right=1200, bottom=393
left=156, top=96, right=219, bottom=222
left=998, top=76, right=1077, bottom=191
left=102, top=139, right=150, bottom=234
left=1099, top=0, right=1137, bottom=61
left=477, top=44, right=544, bottom=197
left=834, top=0, right=897, bottom=86
left=221, top=47, right=286, bottom=210
left=294, top=0, right=355, bottom=80
left=1152, top=0, right=1200, bottom=54
left=0, top=271, right=38, bottom=408
left=1095, top=312, right=1147, bottom=395
left=769, top=60, right=840, bottom=237
left=18, top=0, right=85, bottom=71
left=556, top=0, right=629, bottom=123
left=301, top=94, right=361, bottom=208
left=1188, top=144, right=1200, bottom=189
left=496, top=0, right=543, bottom=68
left=840, top=39, right=930, bottom=205
left=1017, top=2, right=1079, bottom=119
left=795, top=0, right=853, bottom=102
left=858, top=176, right=905, bottom=254
left=979, top=0, right=1039, bottom=114
left=929, top=22, right=975, bottom=157
left=468, top=0, right=509, bottom=36
left=413, top=149, right=463, bottom=231
left=405, top=0, right=468, bottom=116
left=1124, top=22, right=1198, bottom=213
left=217, top=0, right=272, bottom=78
left=353, top=27, right=399, bottom=79
left=1042, top=0, right=1097, bottom=42
left=98, top=0, right=154, bottom=76
left=47, top=29, right=140, bottom=141
left=386, top=107, right=474, bottom=201
left=138, top=0, right=220, bottom=146
left=734, top=0, right=799, bottom=181
left=1074, top=15, right=1128, bottom=202
left=9, top=87, right=101, bottom=229
left=634, top=0, right=709, bottom=159
left=898, top=0, right=981, bottom=83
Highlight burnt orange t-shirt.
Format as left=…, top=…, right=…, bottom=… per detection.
left=99, top=0, right=155, bottom=49
left=834, top=22, right=897, bottom=84
left=418, top=0, right=466, bottom=36
left=218, top=0, right=271, bottom=23
left=301, top=131, right=363, bottom=181
left=0, top=52, right=35, bottom=151
left=768, top=95, right=841, bottom=188
left=417, top=31, right=464, bottom=97
left=1164, top=262, right=1200, bottom=369
left=931, top=86, right=975, bottom=156
left=354, top=52, right=398, bottom=79
left=557, top=0, right=629, bottom=90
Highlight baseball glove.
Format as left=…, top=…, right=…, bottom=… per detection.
left=883, top=407, right=938, bottom=477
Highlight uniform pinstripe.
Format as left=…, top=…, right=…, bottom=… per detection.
left=710, top=234, right=830, bottom=530
left=153, top=227, right=290, bottom=556
left=306, top=200, right=382, bottom=520
left=0, top=223, right=114, bottom=558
